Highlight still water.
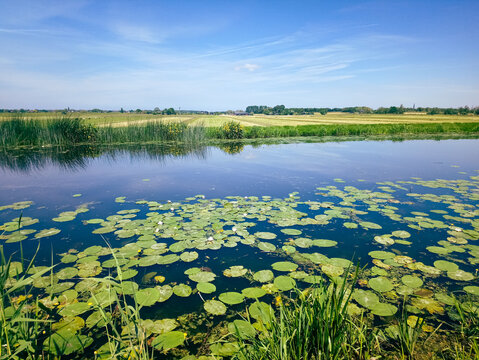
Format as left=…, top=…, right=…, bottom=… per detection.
left=0, top=139, right=478, bottom=346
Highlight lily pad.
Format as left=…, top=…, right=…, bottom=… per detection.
left=433, top=260, right=459, bottom=272
left=253, top=270, right=274, bottom=283
left=370, top=303, right=398, bottom=316
left=204, top=300, right=227, bottom=315
left=255, top=232, right=277, bottom=240
left=369, top=277, right=394, bottom=293
left=353, top=289, right=379, bottom=309
left=464, top=286, right=479, bottom=296
left=173, top=284, right=192, bottom=297
left=271, top=261, right=298, bottom=272
left=197, top=282, right=216, bottom=294
left=447, top=270, right=474, bottom=281
left=136, top=287, right=160, bottom=306
left=228, top=319, right=256, bottom=338
left=151, top=331, right=185, bottom=351
left=242, top=287, right=266, bottom=298
left=312, top=239, right=338, bottom=247
left=274, top=275, right=296, bottom=291
left=35, top=228, right=61, bottom=239
left=401, top=275, right=423, bottom=289
left=219, top=292, right=245, bottom=305
left=258, top=242, right=276, bottom=252
left=180, top=251, right=198, bottom=262
left=281, top=229, right=302, bottom=236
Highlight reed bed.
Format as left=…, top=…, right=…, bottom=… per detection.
left=1, top=116, right=479, bottom=149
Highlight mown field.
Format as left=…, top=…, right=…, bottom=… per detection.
left=1, top=112, right=478, bottom=127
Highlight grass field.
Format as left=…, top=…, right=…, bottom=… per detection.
left=1, top=112, right=478, bottom=127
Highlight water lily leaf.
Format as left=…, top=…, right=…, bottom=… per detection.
left=52, top=316, right=84, bottom=334
left=173, top=284, right=192, bottom=297
left=249, top=302, right=274, bottom=324
left=433, top=260, right=459, bottom=272
left=435, top=292, right=455, bottom=306
left=157, top=254, right=180, bottom=265
left=368, top=251, right=395, bottom=260
left=464, top=286, right=479, bottom=296
left=281, top=229, right=302, bottom=236
left=53, top=216, right=76, bottom=222
left=86, top=311, right=111, bottom=328
left=157, top=285, right=174, bottom=302
left=60, top=302, right=91, bottom=317
left=147, top=319, right=178, bottom=334
left=136, top=287, right=160, bottom=306
left=312, top=239, right=337, bottom=247
left=197, top=282, right=216, bottom=294
left=411, top=297, right=444, bottom=314
left=189, top=271, right=216, bottom=283
left=219, top=292, right=245, bottom=305
left=223, top=265, right=248, bottom=277
left=321, top=264, right=344, bottom=277
left=392, top=230, right=411, bottom=238
left=180, top=251, right=198, bottom=262
left=271, top=261, right=298, bottom=272
left=360, top=222, right=382, bottom=230
left=401, top=275, right=423, bottom=289
left=228, top=319, right=256, bottom=338
left=151, top=331, right=185, bottom=351
left=353, top=289, right=379, bottom=309
left=370, top=303, right=397, bottom=316
left=204, top=300, right=227, bottom=315
left=115, top=281, right=138, bottom=295
left=210, top=342, right=239, bottom=356
left=44, top=332, right=93, bottom=355
left=343, top=222, right=358, bottom=229
left=447, top=270, right=474, bottom=281
left=253, top=270, right=274, bottom=283
left=274, top=275, right=296, bottom=291
left=242, top=287, right=266, bottom=298
left=374, top=235, right=395, bottom=246
left=35, top=228, right=61, bottom=239
left=258, top=242, right=276, bottom=252
left=369, top=277, right=394, bottom=293
left=255, top=232, right=277, bottom=240
left=57, top=267, right=78, bottom=280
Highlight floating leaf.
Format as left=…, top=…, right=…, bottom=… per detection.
left=204, top=300, right=227, bottom=315
left=401, top=275, right=423, bottom=289
left=151, top=331, right=185, bottom=351
left=370, top=303, right=397, bottom=316
left=180, top=251, right=198, bottom=262
left=281, top=229, right=302, bottom=236
left=274, top=275, right=296, bottom=291
left=253, top=270, right=274, bottom=283
left=242, top=287, right=266, bottom=298
left=255, top=232, right=277, bottom=240
left=369, top=277, right=394, bottom=293
left=464, top=286, right=479, bottom=296
left=197, top=282, right=216, bottom=294
left=312, top=239, right=337, bottom=247
left=258, top=242, right=276, bottom=252
left=433, top=260, right=459, bottom=272
left=228, top=319, right=256, bottom=338
left=353, top=289, right=379, bottom=309
left=447, top=270, right=474, bottom=281
left=219, top=292, right=244, bottom=305
left=136, top=287, right=160, bottom=306
left=271, top=262, right=298, bottom=272
left=35, top=228, right=61, bottom=239
left=173, top=284, right=192, bottom=297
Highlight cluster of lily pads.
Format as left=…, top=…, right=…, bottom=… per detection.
left=1, top=173, right=479, bottom=357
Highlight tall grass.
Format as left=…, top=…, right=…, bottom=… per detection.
left=233, top=267, right=380, bottom=360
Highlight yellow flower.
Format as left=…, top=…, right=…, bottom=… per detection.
left=154, top=275, right=166, bottom=283
left=275, top=295, right=283, bottom=306
left=88, top=302, right=93, bottom=306
left=183, top=332, right=187, bottom=338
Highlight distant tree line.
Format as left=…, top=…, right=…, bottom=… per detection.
left=245, top=105, right=479, bottom=116
left=1, top=106, right=478, bottom=115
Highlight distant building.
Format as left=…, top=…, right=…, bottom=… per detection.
left=234, top=111, right=251, bottom=116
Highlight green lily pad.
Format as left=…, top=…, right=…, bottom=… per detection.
left=248, top=302, right=274, bottom=324
left=370, top=303, right=398, bottom=316
left=35, top=228, right=61, bottom=239
left=173, top=284, right=192, bottom=297
left=60, top=302, right=91, bottom=317
left=204, top=300, right=227, bottom=315
left=274, top=275, right=296, bottom=291
left=369, top=277, right=394, bottom=293
left=281, top=229, right=302, bottom=236
left=44, top=332, right=93, bottom=355
left=447, top=270, right=474, bottom=281
left=312, top=239, right=338, bottom=247
left=258, top=242, right=276, bottom=252
left=223, top=265, right=248, bottom=277
left=189, top=271, right=216, bottom=283
left=255, top=232, right=277, bottom=240
left=151, top=331, right=185, bottom=351
left=401, top=275, right=423, bottom=288
left=464, top=286, right=479, bottom=296
left=158, top=285, right=174, bottom=302
left=228, top=319, right=256, bottom=338
left=219, top=292, right=245, bottom=305
left=434, top=260, right=459, bottom=272
left=242, top=287, right=266, bottom=298
left=368, top=251, right=395, bottom=260
left=392, top=230, right=411, bottom=238
left=271, top=261, right=298, bottom=272
left=353, top=289, right=379, bottom=309
left=136, top=287, right=160, bottom=306
left=321, top=264, right=344, bottom=277
left=253, top=270, right=274, bottom=283
left=197, top=282, right=216, bottom=294
left=180, top=251, right=198, bottom=262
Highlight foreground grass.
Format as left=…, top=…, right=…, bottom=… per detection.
left=1, top=116, right=479, bottom=149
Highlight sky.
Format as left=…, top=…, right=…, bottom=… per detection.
left=0, top=0, right=478, bottom=110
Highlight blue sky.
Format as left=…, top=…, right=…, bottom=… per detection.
left=0, top=0, right=478, bottom=110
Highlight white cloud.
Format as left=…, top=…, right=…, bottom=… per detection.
left=234, top=63, right=260, bottom=72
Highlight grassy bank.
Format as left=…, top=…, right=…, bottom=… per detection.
left=1, top=116, right=479, bottom=149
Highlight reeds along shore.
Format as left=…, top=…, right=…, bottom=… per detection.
left=1, top=116, right=479, bottom=148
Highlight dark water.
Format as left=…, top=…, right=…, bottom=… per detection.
left=1, top=139, right=478, bottom=320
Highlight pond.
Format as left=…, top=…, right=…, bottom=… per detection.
left=1, top=138, right=478, bottom=357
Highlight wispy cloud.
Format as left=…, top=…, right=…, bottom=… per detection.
left=234, top=63, right=260, bottom=72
